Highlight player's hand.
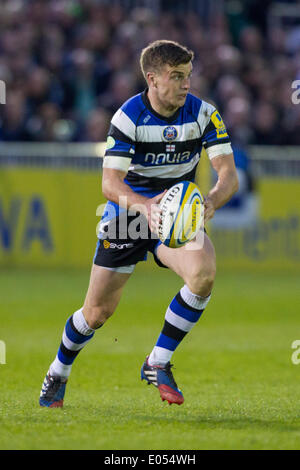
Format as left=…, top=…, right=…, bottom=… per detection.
left=204, top=196, right=215, bottom=223
left=145, top=190, right=167, bottom=234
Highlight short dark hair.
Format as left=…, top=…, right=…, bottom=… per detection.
left=140, top=40, right=194, bottom=79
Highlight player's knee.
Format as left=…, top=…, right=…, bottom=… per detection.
left=186, top=262, right=216, bottom=297
left=84, top=305, right=114, bottom=330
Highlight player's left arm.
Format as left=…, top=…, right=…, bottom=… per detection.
left=204, top=152, right=239, bottom=222
left=200, top=105, right=239, bottom=222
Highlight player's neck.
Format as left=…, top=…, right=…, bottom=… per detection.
left=147, top=88, right=179, bottom=118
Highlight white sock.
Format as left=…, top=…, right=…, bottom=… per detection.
left=49, top=308, right=94, bottom=379
left=148, top=346, right=173, bottom=367
left=180, top=284, right=211, bottom=310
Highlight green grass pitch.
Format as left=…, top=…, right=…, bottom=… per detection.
left=0, top=262, right=300, bottom=450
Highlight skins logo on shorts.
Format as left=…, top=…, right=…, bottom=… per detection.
left=163, top=126, right=178, bottom=142
left=103, top=240, right=134, bottom=249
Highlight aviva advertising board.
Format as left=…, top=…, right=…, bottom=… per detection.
left=0, top=166, right=106, bottom=268
left=211, top=179, right=300, bottom=272
left=0, top=155, right=300, bottom=272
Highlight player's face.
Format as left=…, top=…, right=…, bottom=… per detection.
left=152, top=62, right=192, bottom=114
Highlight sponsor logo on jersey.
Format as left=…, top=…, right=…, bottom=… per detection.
left=210, top=110, right=228, bottom=139
left=145, top=151, right=191, bottom=165
left=163, top=126, right=178, bottom=142
left=103, top=240, right=134, bottom=249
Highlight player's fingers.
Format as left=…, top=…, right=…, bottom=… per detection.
left=151, top=204, right=161, bottom=215
left=150, top=219, right=159, bottom=234
left=151, top=210, right=160, bottom=220
left=151, top=212, right=161, bottom=226
left=204, top=207, right=214, bottom=222
left=151, top=206, right=161, bottom=221
left=154, top=189, right=167, bottom=204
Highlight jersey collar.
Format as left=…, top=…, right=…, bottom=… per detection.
left=142, top=89, right=182, bottom=124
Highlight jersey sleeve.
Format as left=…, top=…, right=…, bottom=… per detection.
left=103, top=108, right=136, bottom=172
left=200, top=106, right=232, bottom=160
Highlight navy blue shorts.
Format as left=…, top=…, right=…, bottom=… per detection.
left=93, top=208, right=166, bottom=269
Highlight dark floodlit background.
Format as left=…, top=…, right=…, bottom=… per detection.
left=0, top=0, right=299, bottom=145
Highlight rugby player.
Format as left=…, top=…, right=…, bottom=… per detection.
left=40, top=40, right=238, bottom=407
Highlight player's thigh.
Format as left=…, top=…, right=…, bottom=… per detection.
left=83, top=264, right=131, bottom=317
left=156, top=232, right=216, bottom=284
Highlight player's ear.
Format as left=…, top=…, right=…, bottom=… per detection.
left=147, top=71, right=157, bottom=88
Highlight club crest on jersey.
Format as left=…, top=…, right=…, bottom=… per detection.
left=163, top=126, right=178, bottom=142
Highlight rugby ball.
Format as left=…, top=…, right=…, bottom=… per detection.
left=158, top=181, right=204, bottom=248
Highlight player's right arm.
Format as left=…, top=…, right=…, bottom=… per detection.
left=102, top=166, right=164, bottom=233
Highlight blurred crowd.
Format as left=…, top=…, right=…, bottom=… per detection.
left=0, top=0, right=300, bottom=146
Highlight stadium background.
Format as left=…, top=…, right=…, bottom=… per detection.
left=1, top=0, right=300, bottom=451
left=1, top=0, right=299, bottom=272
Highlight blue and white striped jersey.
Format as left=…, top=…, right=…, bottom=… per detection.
left=103, top=89, right=232, bottom=195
